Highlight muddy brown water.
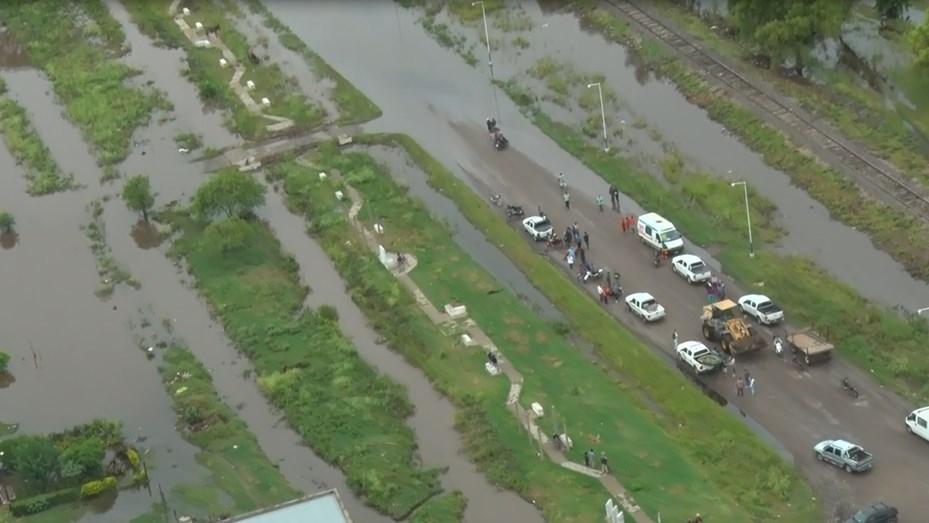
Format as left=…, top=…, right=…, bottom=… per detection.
left=265, top=0, right=929, bottom=314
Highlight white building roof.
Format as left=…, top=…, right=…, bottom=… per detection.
left=224, top=489, right=353, bottom=523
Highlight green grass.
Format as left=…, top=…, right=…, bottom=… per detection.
left=0, top=94, right=74, bottom=195
left=155, top=346, right=297, bottom=519
left=166, top=202, right=440, bottom=519
left=241, top=0, right=383, bottom=125
left=121, top=0, right=325, bottom=139
left=271, top=140, right=818, bottom=522
left=0, top=0, right=166, bottom=166
left=495, top=79, right=929, bottom=402
left=421, top=15, right=479, bottom=67
left=85, top=200, right=139, bottom=299
left=577, top=6, right=929, bottom=282
left=410, top=491, right=466, bottom=523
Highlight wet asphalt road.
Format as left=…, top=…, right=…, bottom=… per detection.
left=266, top=2, right=929, bottom=520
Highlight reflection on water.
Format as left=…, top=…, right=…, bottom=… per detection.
left=0, top=230, right=18, bottom=249
left=130, top=220, right=164, bottom=250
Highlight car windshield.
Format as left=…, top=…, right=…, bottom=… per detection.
left=758, top=301, right=780, bottom=313
left=692, top=348, right=708, bottom=357
left=659, top=230, right=681, bottom=242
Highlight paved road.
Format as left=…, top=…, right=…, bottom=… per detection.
left=267, top=3, right=929, bottom=520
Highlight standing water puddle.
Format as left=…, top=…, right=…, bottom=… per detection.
left=263, top=0, right=929, bottom=313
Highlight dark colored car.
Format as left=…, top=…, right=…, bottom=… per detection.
left=844, top=502, right=898, bottom=523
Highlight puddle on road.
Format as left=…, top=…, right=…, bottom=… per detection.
left=362, top=144, right=562, bottom=320
left=257, top=180, right=544, bottom=523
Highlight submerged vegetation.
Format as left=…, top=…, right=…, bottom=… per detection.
left=166, top=180, right=440, bottom=518
left=0, top=0, right=167, bottom=166
left=85, top=200, right=140, bottom=299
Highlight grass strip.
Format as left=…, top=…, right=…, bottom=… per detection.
left=0, top=0, right=166, bottom=166
left=0, top=81, right=75, bottom=195
left=166, top=204, right=439, bottom=519
left=410, top=491, right=466, bottom=523
left=154, top=346, right=298, bottom=518
left=273, top=141, right=817, bottom=522
left=122, top=0, right=325, bottom=139
left=577, top=5, right=929, bottom=282
left=240, top=0, right=383, bottom=125
left=496, top=77, right=929, bottom=401
left=270, top=151, right=616, bottom=523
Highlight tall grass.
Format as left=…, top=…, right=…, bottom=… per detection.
left=271, top=142, right=819, bottom=522
left=0, top=93, right=74, bottom=195
left=0, top=0, right=166, bottom=166
left=166, top=208, right=440, bottom=519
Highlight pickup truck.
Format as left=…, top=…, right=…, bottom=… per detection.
left=814, top=439, right=873, bottom=473
left=787, top=329, right=834, bottom=365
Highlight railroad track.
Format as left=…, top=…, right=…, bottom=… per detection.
left=603, top=0, right=929, bottom=224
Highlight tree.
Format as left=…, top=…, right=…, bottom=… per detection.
left=6, top=436, right=61, bottom=488
left=121, top=175, right=155, bottom=222
left=0, top=210, right=14, bottom=233
left=730, top=0, right=852, bottom=76
left=875, top=0, right=911, bottom=23
left=203, top=217, right=254, bottom=252
left=58, top=437, right=105, bottom=481
left=192, top=170, right=266, bottom=220
left=912, top=17, right=929, bottom=67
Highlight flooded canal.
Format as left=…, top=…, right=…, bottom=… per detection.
left=263, top=0, right=929, bottom=313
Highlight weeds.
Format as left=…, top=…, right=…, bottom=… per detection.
left=174, top=132, right=203, bottom=151
left=421, top=15, right=478, bottom=67
left=0, top=97, right=75, bottom=195
left=85, top=200, right=140, bottom=299
left=0, top=0, right=167, bottom=166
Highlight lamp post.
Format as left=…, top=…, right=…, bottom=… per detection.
left=587, top=82, right=609, bottom=152
left=473, top=1, right=501, bottom=125
left=730, top=179, right=754, bottom=258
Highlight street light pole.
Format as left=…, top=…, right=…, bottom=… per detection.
left=473, top=1, right=501, bottom=125
left=730, top=180, right=754, bottom=258
left=587, top=82, right=609, bottom=152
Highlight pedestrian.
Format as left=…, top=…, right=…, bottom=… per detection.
left=609, top=185, right=618, bottom=210
left=564, top=228, right=573, bottom=247
left=559, top=172, right=567, bottom=190
left=565, top=247, right=575, bottom=269
left=572, top=222, right=579, bottom=238
left=597, top=284, right=608, bottom=304
left=728, top=355, right=736, bottom=377
left=600, top=452, right=609, bottom=474
left=596, top=194, right=605, bottom=212
left=673, top=329, right=679, bottom=349
left=585, top=448, right=595, bottom=468
left=606, top=271, right=612, bottom=289
left=620, top=216, right=627, bottom=233
left=749, top=376, right=756, bottom=396
left=736, top=377, right=745, bottom=397
left=744, top=370, right=751, bottom=385
left=583, top=231, right=590, bottom=250
left=694, top=514, right=703, bottom=523
left=579, top=246, right=587, bottom=266
left=563, top=191, right=571, bottom=209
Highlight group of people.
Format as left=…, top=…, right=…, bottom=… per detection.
left=582, top=448, right=610, bottom=474
left=486, top=117, right=508, bottom=150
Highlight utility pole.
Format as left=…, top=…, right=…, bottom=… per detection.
left=473, top=1, right=501, bottom=125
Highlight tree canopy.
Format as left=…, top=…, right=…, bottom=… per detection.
left=203, top=217, right=255, bottom=253
left=121, top=175, right=155, bottom=222
left=4, top=436, right=61, bottom=488
left=58, top=436, right=105, bottom=481
left=730, top=0, right=852, bottom=75
left=912, top=17, right=929, bottom=67
left=192, top=170, right=266, bottom=220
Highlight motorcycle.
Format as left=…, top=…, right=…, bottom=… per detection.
left=545, top=233, right=563, bottom=250
left=577, top=264, right=604, bottom=282
left=493, top=130, right=509, bottom=150
left=653, top=251, right=661, bottom=268
left=505, top=205, right=524, bottom=220
left=841, top=377, right=860, bottom=399
left=773, top=336, right=784, bottom=357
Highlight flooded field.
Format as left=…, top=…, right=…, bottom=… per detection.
left=264, top=0, right=929, bottom=313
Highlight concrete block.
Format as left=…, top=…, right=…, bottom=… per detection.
left=194, top=39, right=211, bottom=48
left=531, top=402, right=544, bottom=417
left=318, top=171, right=327, bottom=181
left=182, top=7, right=191, bottom=16
left=261, top=97, right=271, bottom=107
left=337, top=134, right=353, bottom=146
left=219, top=58, right=228, bottom=68
left=194, top=21, right=204, bottom=30
left=460, top=334, right=474, bottom=346
left=444, top=304, right=467, bottom=319
left=334, top=190, right=344, bottom=201
left=484, top=362, right=500, bottom=376
left=246, top=80, right=255, bottom=90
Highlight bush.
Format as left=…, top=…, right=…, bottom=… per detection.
left=9, top=487, right=80, bottom=516
left=203, top=217, right=254, bottom=253
left=0, top=211, right=14, bottom=233
left=80, top=476, right=117, bottom=498
left=0, top=351, right=9, bottom=373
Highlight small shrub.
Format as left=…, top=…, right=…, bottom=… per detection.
left=9, top=487, right=80, bottom=516
left=0, top=351, right=9, bottom=373
left=203, top=217, right=255, bottom=253
left=79, top=476, right=117, bottom=498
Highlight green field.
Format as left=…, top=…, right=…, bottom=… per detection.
left=270, top=139, right=819, bottom=522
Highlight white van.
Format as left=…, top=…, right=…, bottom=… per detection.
left=906, top=406, right=929, bottom=442
left=637, top=212, right=683, bottom=253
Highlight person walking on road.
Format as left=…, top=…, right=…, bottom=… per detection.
left=609, top=185, right=618, bottom=210
left=736, top=377, right=745, bottom=397
left=744, top=370, right=751, bottom=386
left=559, top=172, right=567, bottom=191
left=600, top=452, right=609, bottom=474
left=583, top=231, right=590, bottom=250
left=596, top=194, right=605, bottom=212
left=564, top=227, right=573, bottom=248
left=563, top=191, right=571, bottom=209
left=748, top=376, right=756, bottom=396
left=673, top=329, right=679, bottom=349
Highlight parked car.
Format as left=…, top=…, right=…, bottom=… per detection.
left=522, top=215, right=553, bottom=241
left=625, top=292, right=666, bottom=322
left=844, top=502, right=898, bottom=523
left=905, top=406, right=929, bottom=442
left=671, top=254, right=711, bottom=283
left=676, top=341, right=724, bottom=374
left=737, top=294, right=784, bottom=325
left=814, top=439, right=873, bottom=473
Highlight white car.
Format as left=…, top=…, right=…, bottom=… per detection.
left=676, top=340, right=724, bottom=374
left=671, top=254, right=711, bottom=283
left=738, top=294, right=784, bottom=325
left=522, top=215, right=553, bottom=241
left=625, top=292, right=666, bottom=322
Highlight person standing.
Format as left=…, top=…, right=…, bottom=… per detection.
left=596, top=194, right=605, bottom=212
left=583, top=231, right=590, bottom=250
left=600, top=452, right=609, bottom=474
left=585, top=448, right=595, bottom=468
left=736, top=377, right=745, bottom=397
left=559, top=172, right=567, bottom=190
left=673, top=329, right=679, bottom=349
left=749, top=376, right=756, bottom=396
left=563, top=191, right=571, bottom=209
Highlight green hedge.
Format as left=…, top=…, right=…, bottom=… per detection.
left=80, top=476, right=117, bottom=498
left=10, top=487, right=80, bottom=516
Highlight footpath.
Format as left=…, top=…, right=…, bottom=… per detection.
left=338, top=181, right=654, bottom=523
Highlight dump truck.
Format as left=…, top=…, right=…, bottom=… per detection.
left=701, top=299, right=767, bottom=355
left=787, top=329, right=834, bottom=365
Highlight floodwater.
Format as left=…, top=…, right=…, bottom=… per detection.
left=257, top=182, right=545, bottom=523
left=0, top=26, right=30, bottom=68
left=263, top=0, right=929, bottom=313
left=363, top=144, right=561, bottom=319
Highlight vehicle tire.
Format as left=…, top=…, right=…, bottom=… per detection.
left=815, top=452, right=823, bottom=462
left=906, top=424, right=913, bottom=434
left=844, top=464, right=852, bottom=474
left=702, top=325, right=711, bottom=340
left=805, top=354, right=811, bottom=366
